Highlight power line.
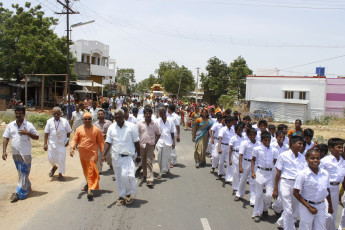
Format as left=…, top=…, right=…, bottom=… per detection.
left=259, top=54, right=345, bottom=75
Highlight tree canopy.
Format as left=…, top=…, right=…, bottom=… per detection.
left=0, top=2, right=75, bottom=82
left=200, top=56, right=252, bottom=104
left=116, top=68, right=136, bottom=93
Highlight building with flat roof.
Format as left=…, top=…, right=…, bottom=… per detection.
left=245, top=75, right=327, bottom=122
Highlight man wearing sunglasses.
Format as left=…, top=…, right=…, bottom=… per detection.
left=70, top=112, right=105, bottom=200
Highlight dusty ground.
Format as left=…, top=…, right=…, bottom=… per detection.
left=0, top=127, right=85, bottom=230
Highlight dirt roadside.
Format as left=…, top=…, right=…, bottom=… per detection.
left=0, top=127, right=86, bottom=230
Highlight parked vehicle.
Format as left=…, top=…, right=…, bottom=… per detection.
left=9, top=98, right=23, bottom=110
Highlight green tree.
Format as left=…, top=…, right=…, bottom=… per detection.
left=155, top=61, right=195, bottom=95
left=136, top=74, right=158, bottom=93
left=228, top=56, right=252, bottom=99
left=116, top=68, right=136, bottom=93
left=201, top=57, right=230, bottom=104
left=0, top=2, right=75, bottom=82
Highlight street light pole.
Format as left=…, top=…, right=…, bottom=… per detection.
left=196, top=67, right=200, bottom=103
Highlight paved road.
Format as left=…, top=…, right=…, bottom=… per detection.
left=20, top=129, right=284, bottom=230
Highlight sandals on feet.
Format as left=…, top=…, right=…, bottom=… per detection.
left=49, top=166, right=58, bottom=177
left=81, top=184, right=88, bottom=191
left=125, top=195, right=133, bottom=205
left=116, top=197, right=124, bottom=206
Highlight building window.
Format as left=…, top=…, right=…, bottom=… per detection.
left=285, top=91, right=294, bottom=99
left=299, top=91, right=306, bottom=100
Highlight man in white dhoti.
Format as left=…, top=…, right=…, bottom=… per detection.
left=44, top=107, right=72, bottom=181
left=156, top=107, right=176, bottom=179
left=102, top=109, right=140, bottom=206
left=167, top=104, right=180, bottom=167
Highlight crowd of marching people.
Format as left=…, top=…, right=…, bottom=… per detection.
left=3, top=94, right=345, bottom=229
left=186, top=103, right=345, bottom=230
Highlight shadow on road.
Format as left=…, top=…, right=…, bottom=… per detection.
left=100, top=168, right=114, bottom=176
left=106, top=198, right=148, bottom=209
left=77, top=189, right=113, bottom=200
left=29, top=190, right=48, bottom=198
left=50, top=176, right=79, bottom=182
left=173, top=163, right=186, bottom=168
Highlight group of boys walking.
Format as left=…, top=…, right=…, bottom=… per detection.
left=207, top=112, right=345, bottom=229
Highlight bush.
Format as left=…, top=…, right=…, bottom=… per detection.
left=306, top=115, right=338, bottom=126
left=27, top=114, right=51, bottom=128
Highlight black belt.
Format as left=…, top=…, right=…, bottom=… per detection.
left=221, top=143, right=229, bottom=145
left=330, top=182, right=340, bottom=186
left=214, top=137, right=219, bottom=140
left=305, top=199, right=324, bottom=205
left=282, top=178, right=295, bottom=181
left=244, top=158, right=251, bottom=162
left=233, top=150, right=239, bottom=152
left=257, top=166, right=272, bottom=171
left=120, top=154, right=130, bottom=157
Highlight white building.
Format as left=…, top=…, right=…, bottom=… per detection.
left=70, top=40, right=116, bottom=85
left=245, top=76, right=327, bottom=123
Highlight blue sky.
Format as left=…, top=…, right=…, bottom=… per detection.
left=4, top=0, right=345, bottom=82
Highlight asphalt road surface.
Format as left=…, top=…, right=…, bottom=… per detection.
left=20, top=129, right=295, bottom=230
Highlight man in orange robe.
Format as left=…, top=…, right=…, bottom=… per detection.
left=70, top=112, right=104, bottom=199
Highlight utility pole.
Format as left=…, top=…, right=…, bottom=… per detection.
left=56, top=0, right=79, bottom=120
left=196, top=67, right=200, bottom=103
left=177, top=70, right=183, bottom=96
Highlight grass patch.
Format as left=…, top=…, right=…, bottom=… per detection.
left=0, top=114, right=15, bottom=124
left=306, top=115, right=338, bottom=126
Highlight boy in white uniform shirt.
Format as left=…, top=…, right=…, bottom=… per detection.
left=251, top=131, right=279, bottom=223
left=294, top=149, right=333, bottom=230
left=210, top=113, right=224, bottom=173
left=320, top=138, right=345, bottom=230
left=235, top=128, right=259, bottom=205
left=277, top=124, right=290, bottom=146
left=218, top=117, right=234, bottom=181
left=303, top=128, right=315, bottom=155
left=273, top=135, right=305, bottom=230
left=255, top=120, right=268, bottom=143
left=229, top=123, right=245, bottom=195
left=271, top=130, right=290, bottom=216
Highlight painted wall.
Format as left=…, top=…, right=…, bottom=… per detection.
left=326, top=78, right=345, bottom=117
left=246, top=76, right=327, bottom=120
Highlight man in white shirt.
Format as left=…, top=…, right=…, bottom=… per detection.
left=89, top=102, right=99, bottom=123
left=251, top=131, right=279, bottom=223
left=44, top=107, right=72, bottom=181
left=167, top=104, right=180, bottom=166
left=273, top=136, right=305, bottom=229
left=115, top=96, right=123, bottom=109
left=156, top=107, right=176, bottom=179
left=70, top=103, right=84, bottom=131
left=102, top=108, right=140, bottom=206
left=2, top=106, right=39, bottom=202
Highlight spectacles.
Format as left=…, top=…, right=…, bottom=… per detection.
left=84, top=118, right=92, bottom=121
